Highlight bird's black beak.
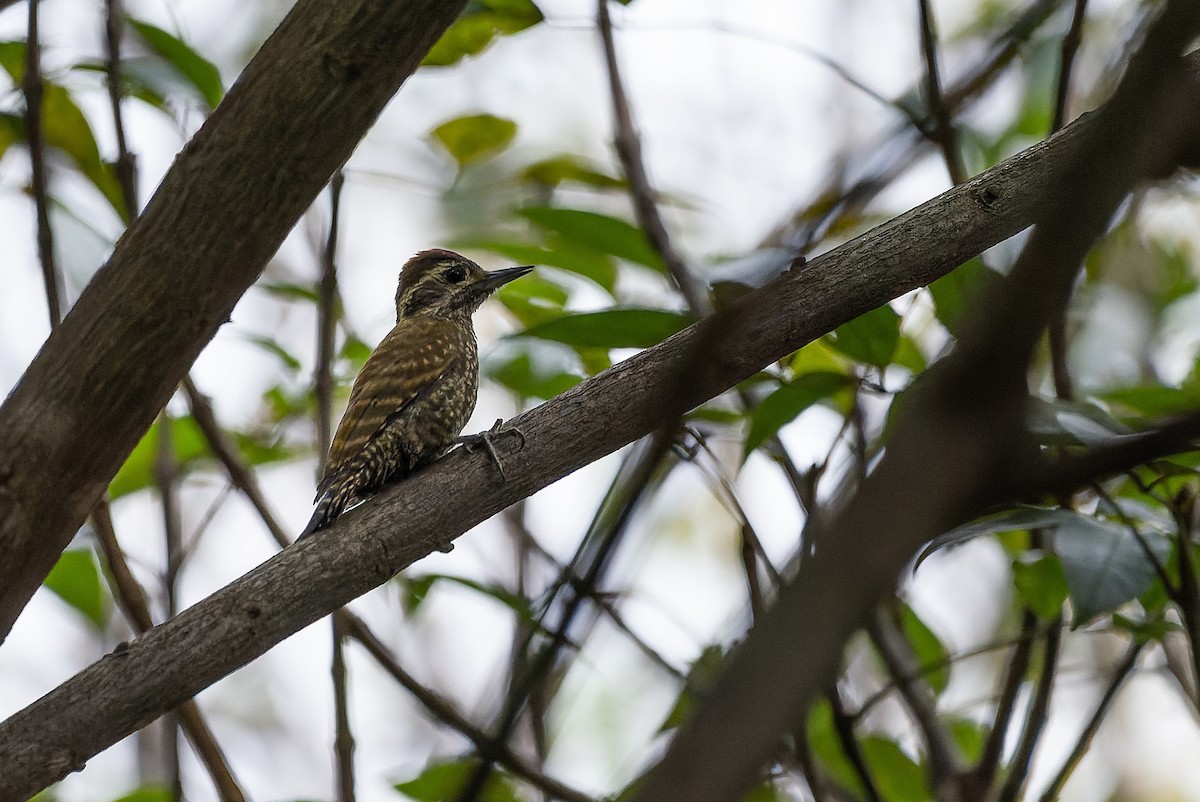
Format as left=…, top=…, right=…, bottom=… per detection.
left=481, top=264, right=534, bottom=292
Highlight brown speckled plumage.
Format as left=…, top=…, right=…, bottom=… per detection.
left=300, top=250, right=531, bottom=537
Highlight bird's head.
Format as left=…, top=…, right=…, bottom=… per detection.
left=394, top=249, right=532, bottom=320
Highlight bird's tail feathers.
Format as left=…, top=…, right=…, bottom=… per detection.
left=298, top=479, right=355, bottom=539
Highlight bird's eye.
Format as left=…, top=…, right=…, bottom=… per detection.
left=444, top=265, right=467, bottom=283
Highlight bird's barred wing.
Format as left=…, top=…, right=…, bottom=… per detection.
left=317, top=317, right=458, bottom=498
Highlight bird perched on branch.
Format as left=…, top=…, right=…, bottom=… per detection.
left=300, top=249, right=532, bottom=537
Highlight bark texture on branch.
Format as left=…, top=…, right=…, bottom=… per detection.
left=0, top=0, right=469, bottom=641
left=1, top=74, right=1185, bottom=796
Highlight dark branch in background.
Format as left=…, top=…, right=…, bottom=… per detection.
left=154, top=411, right=185, bottom=800
left=456, top=434, right=675, bottom=801
left=4, top=44, right=1200, bottom=796
left=90, top=505, right=247, bottom=802
left=24, top=0, right=62, bottom=326
left=1173, top=499, right=1200, bottom=711
left=971, top=609, right=1037, bottom=790
left=339, top=617, right=597, bottom=802
left=599, top=0, right=799, bottom=634
left=916, top=0, right=967, bottom=185
left=996, top=619, right=1061, bottom=802
left=0, top=0, right=472, bottom=644
left=1046, top=0, right=1090, bottom=401
left=986, top=6, right=1090, bottom=783
left=315, top=170, right=356, bottom=802
left=104, top=0, right=137, bottom=221
left=1037, top=638, right=1145, bottom=801
left=597, top=0, right=710, bottom=315
left=824, top=687, right=883, bottom=802
left=1053, top=0, right=1091, bottom=134
left=316, top=172, right=344, bottom=469
left=866, top=608, right=966, bottom=792
left=95, top=6, right=245, bottom=793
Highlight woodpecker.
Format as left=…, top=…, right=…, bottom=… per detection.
left=300, top=249, right=532, bottom=537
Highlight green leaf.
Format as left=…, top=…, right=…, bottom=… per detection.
left=494, top=272, right=568, bottom=327
left=44, top=84, right=126, bottom=216
left=258, top=281, right=321, bottom=304
left=0, top=111, right=21, bottom=162
left=514, top=309, right=691, bottom=349
left=828, top=304, right=901, bottom=368
left=263, top=384, right=315, bottom=423
left=917, top=507, right=1083, bottom=567
left=232, top=430, right=301, bottom=468
left=1102, top=383, right=1200, bottom=419
left=1055, top=517, right=1172, bottom=626
left=127, top=18, right=223, bottom=110
left=520, top=155, right=626, bottom=189
left=1112, top=612, right=1179, bottom=643
left=455, top=239, right=617, bottom=293
left=949, top=718, right=987, bottom=764
left=1027, top=397, right=1132, bottom=447
left=44, top=549, right=108, bottom=628
left=243, top=334, right=302, bottom=373
left=0, top=60, right=132, bottom=219
left=486, top=350, right=582, bottom=400
left=861, top=736, right=929, bottom=802
left=928, top=258, right=995, bottom=337
left=519, top=206, right=664, bottom=270
left=789, top=338, right=849, bottom=375
left=806, top=699, right=870, bottom=798
left=1012, top=554, right=1069, bottom=620
left=740, top=785, right=786, bottom=802
left=898, top=604, right=949, bottom=694
left=109, top=416, right=211, bottom=499
left=0, top=40, right=24, bottom=80
left=395, top=758, right=523, bottom=802
left=110, top=788, right=172, bottom=802
left=659, top=645, right=725, bottom=732
left=401, top=573, right=534, bottom=623
left=430, top=113, right=517, bottom=167
left=744, top=372, right=853, bottom=456
left=423, top=1, right=544, bottom=67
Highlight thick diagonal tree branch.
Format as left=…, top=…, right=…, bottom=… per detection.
left=0, top=0, right=469, bottom=642
left=3, top=48, right=1200, bottom=802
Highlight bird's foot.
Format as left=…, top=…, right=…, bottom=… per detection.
left=455, top=418, right=525, bottom=479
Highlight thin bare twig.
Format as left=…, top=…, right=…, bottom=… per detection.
left=1046, top=0, right=1089, bottom=400
left=917, top=0, right=968, bottom=185
left=1174, top=502, right=1200, bottom=710
left=765, top=0, right=1065, bottom=252
left=104, top=0, right=137, bottom=221
left=996, top=621, right=1062, bottom=802
left=1052, top=0, right=1090, bottom=134
left=313, top=170, right=356, bottom=802
left=154, top=411, right=185, bottom=800
left=971, top=610, right=1037, bottom=790
left=339, top=615, right=596, bottom=802
left=90, top=504, right=247, bottom=802
left=24, top=0, right=62, bottom=326
left=499, top=501, right=686, bottom=681
left=596, top=0, right=710, bottom=315
left=866, top=607, right=966, bottom=792
left=1038, top=638, right=1143, bottom=801
left=95, top=9, right=244, bottom=793
left=825, top=687, right=883, bottom=802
